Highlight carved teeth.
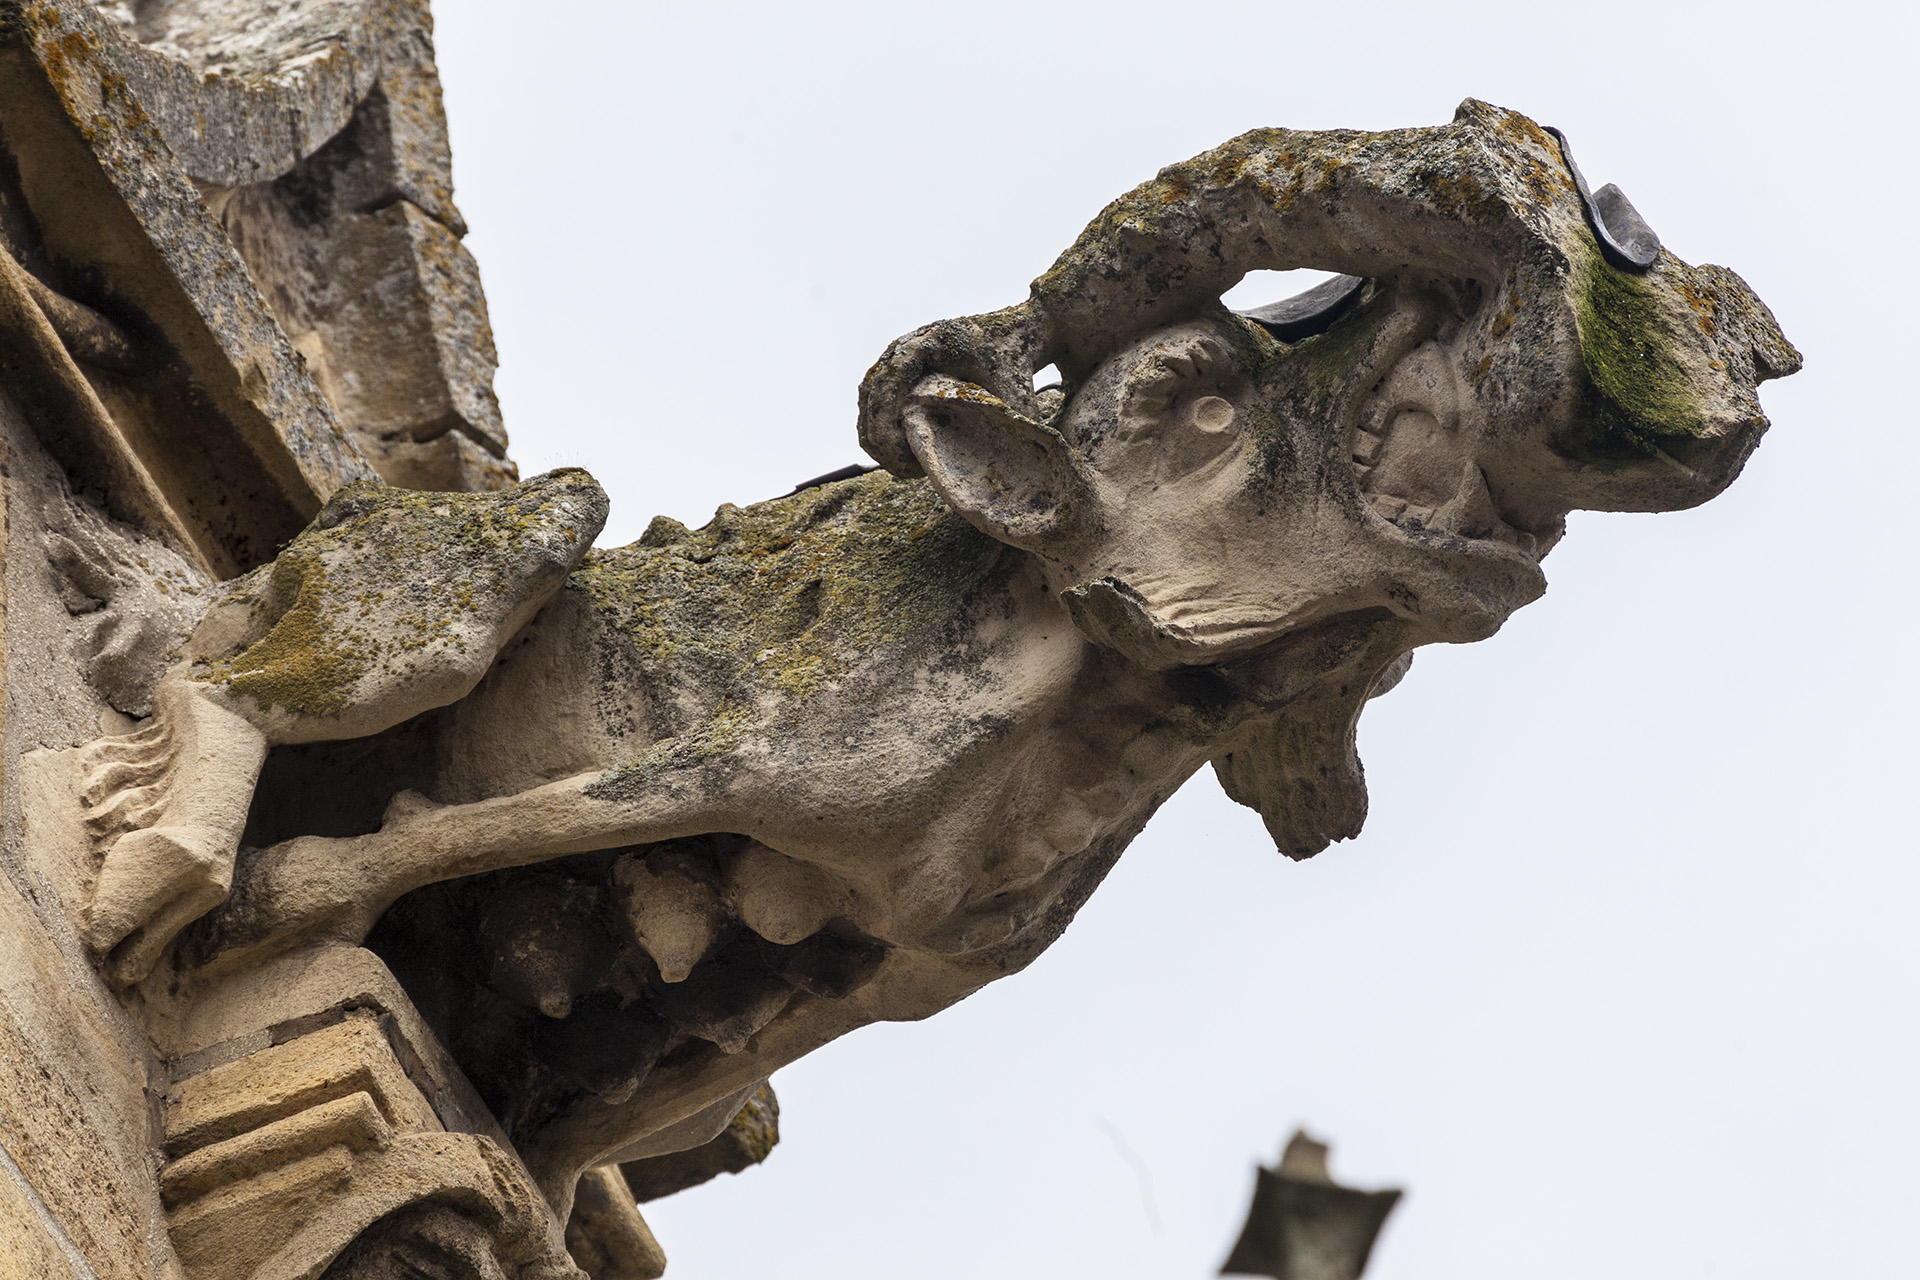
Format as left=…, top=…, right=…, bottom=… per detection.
left=614, top=856, right=728, bottom=983
left=1429, top=464, right=1504, bottom=539
left=729, top=842, right=850, bottom=947
left=476, top=875, right=616, bottom=1019
left=1352, top=415, right=1544, bottom=555
left=761, top=932, right=888, bottom=999
left=533, top=992, right=669, bottom=1104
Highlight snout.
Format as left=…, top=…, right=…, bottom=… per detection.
left=1536, top=252, right=1800, bottom=515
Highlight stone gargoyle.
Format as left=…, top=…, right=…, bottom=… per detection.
left=72, top=99, right=1797, bottom=1215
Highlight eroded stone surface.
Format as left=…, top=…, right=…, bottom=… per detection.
left=0, top=2, right=565, bottom=1275
left=80, top=468, right=606, bottom=984
left=0, top=19, right=1799, bottom=1278
left=54, top=97, right=1795, bottom=1233
left=621, top=1083, right=778, bottom=1204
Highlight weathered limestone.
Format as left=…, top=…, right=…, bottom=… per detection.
left=0, top=2, right=1799, bottom=1273
left=1, top=2, right=586, bottom=1274
left=80, top=468, right=608, bottom=985
left=70, top=97, right=1797, bottom=1224
left=620, top=1084, right=779, bottom=1205
left=91, top=0, right=513, bottom=488
left=0, top=0, right=508, bottom=555
left=563, top=1169, right=667, bottom=1280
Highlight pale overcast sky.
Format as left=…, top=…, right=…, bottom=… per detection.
left=431, top=2, right=1915, bottom=1275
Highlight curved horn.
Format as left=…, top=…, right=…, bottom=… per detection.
left=860, top=99, right=1586, bottom=477
left=857, top=306, right=1047, bottom=477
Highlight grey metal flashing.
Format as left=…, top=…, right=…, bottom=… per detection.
left=1544, top=125, right=1662, bottom=271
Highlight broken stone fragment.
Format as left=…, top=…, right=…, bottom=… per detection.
left=614, top=851, right=730, bottom=984
left=2, top=0, right=383, bottom=538
left=211, top=94, right=510, bottom=485
left=620, top=1084, right=781, bottom=1204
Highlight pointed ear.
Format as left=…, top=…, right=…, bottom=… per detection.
left=901, top=374, right=1083, bottom=551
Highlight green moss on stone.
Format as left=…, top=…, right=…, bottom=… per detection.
left=579, top=472, right=1012, bottom=792
left=190, top=473, right=597, bottom=717
left=1290, top=289, right=1393, bottom=403
left=196, top=550, right=368, bottom=717
left=1559, top=246, right=1706, bottom=465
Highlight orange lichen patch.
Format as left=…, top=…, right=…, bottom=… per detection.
left=1209, top=152, right=1248, bottom=186
left=1414, top=167, right=1499, bottom=224
left=1677, top=280, right=1720, bottom=333
left=1472, top=354, right=1495, bottom=382
left=1488, top=284, right=1525, bottom=339
left=1486, top=107, right=1579, bottom=200
left=27, top=12, right=155, bottom=150
left=40, top=27, right=106, bottom=124
left=1494, top=110, right=1559, bottom=155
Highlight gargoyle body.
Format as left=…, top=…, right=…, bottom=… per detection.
left=76, top=100, right=1796, bottom=1214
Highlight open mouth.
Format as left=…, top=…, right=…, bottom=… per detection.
left=1351, top=409, right=1559, bottom=557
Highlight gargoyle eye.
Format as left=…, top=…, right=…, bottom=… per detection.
left=1235, top=273, right=1367, bottom=342
left=1544, top=126, right=1661, bottom=271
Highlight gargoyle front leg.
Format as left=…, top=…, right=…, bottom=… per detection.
left=204, top=769, right=741, bottom=970
left=81, top=675, right=268, bottom=985
left=78, top=468, right=611, bottom=986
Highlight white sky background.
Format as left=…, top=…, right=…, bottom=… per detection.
left=430, top=2, right=1915, bottom=1276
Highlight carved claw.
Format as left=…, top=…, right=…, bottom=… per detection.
left=86, top=825, right=236, bottom=986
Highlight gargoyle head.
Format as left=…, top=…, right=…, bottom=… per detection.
left=858, top=98, right=1798, bottom=852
